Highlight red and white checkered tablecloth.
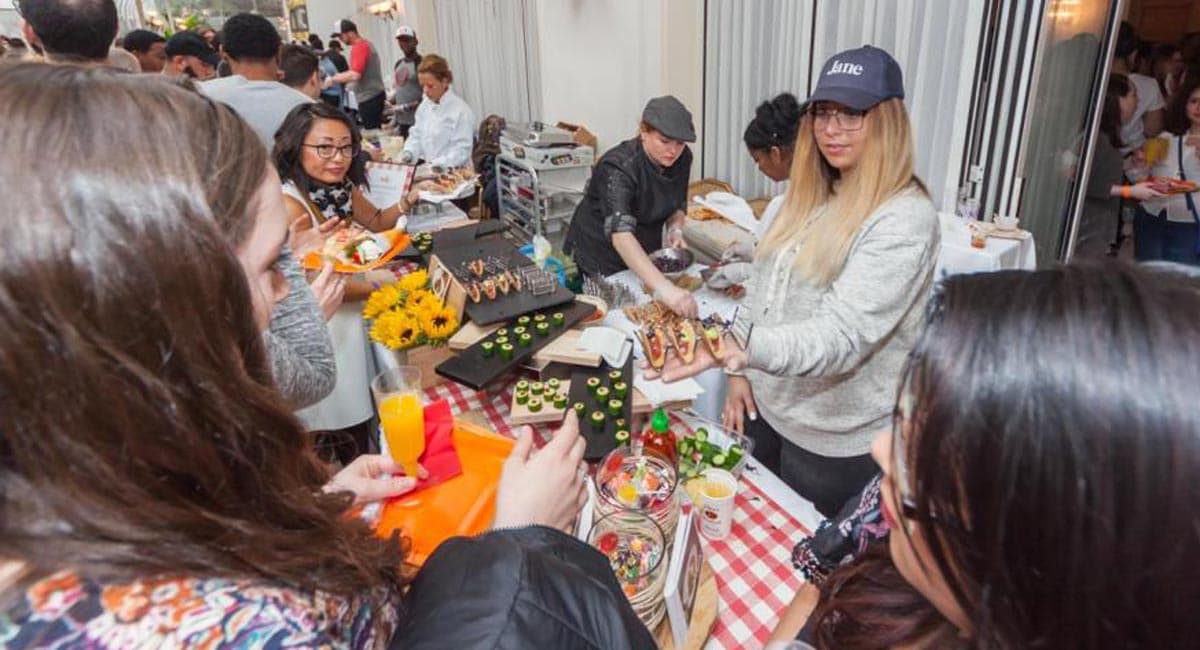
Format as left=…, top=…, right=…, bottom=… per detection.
left=422, top=376, right=810, bottom=649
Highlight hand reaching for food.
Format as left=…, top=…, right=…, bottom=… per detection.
left=493, top=411, right=588, bottom=532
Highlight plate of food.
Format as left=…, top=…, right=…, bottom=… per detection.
left=301, top=227, right=411, bottom=273
left=1149, top=176, right=1200, bottom=194
left=417, top=167, right=479, bottom=203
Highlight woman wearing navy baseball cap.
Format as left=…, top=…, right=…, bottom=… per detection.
left=653, top=45, right=940, bottom=519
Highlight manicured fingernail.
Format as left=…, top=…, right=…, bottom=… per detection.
left=749, top=411, right=757, bottom=420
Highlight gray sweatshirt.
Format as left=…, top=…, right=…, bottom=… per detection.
left=742, top=187, right=939, bottom=457
left=263, top=247, right=337, bottom=408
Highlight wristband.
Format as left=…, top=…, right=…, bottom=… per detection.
left=1122, top=185, right=1132, bottom=199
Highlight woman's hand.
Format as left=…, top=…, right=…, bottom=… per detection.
left=642, top=333, right=749, bottom=382
left=722, top=375, right=757, bottom=434
left=665, top=226, right=686, bottom=249
left=309, top=261, right=347, bottom=320
left=1130, top=181, right=1167, bottom=201
left=493, top=411, right=588, bottom=532
left=324, top=455, right=429, bottom=505
left=654, top=283, right=699, bottom=318
left=289, top=216, right=345, bottom=258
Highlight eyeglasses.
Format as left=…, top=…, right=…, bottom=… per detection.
left=809, top=105, right=868, bottom=131
left=303, top=143, right=358, bottom=160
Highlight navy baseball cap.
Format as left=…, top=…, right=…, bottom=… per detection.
left=164, top=32, right=220, bottom=67
left=809, top=45, right=904, bottom=111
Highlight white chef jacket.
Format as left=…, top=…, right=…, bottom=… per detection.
left=402, top=88, right=476, bottom=168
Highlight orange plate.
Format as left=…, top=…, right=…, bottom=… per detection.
left=374, top=419, right=513, bottom=566
left=301, top=229, right=412, bottom=274
left=1150, top=177, right=1200, bottom=195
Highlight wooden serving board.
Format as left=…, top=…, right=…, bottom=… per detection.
left=655, top=560, right=718, bottom=650
left=508, top=379, right=691, bottom=426
left=450, top=320, right=601, bottom=367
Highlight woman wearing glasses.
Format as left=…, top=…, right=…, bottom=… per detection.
left=777, top=263, right=1200, bottom=648
left=273, top=102, right=412, bottom=461
left=653, top=46, right=939, bottom=518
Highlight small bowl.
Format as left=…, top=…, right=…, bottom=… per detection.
left=994, top=215, right=1019, bottom=231
left=700, top=266, right=734, bottom=289
left=648, top=248, right=694, bottom=279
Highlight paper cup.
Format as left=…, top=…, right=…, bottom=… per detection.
left=697, top=468, right=737, bottom=539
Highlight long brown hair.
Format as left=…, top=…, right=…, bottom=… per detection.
left=757, top=98, right=927, bottom=286
left=0, top=63, right=405, bottom=609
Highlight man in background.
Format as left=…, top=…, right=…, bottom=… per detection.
left=390, top=25, right=422, bottom=137
left=122, top=28, right=166, bottom=73
left=18, top=0, right=132, bottom=70
left=1113, top=21, right=1165, bottom=155
left=327, top=19, right=386, bottom=130
left=201, top=13, right=312, bottom=148
left=280, top=43, right=321, bottom=100
left=162, top=31, right=219, bottom=80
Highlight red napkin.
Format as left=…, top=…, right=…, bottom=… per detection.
left=410, top=398, right=462, bottom=492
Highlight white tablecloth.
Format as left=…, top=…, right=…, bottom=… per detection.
left=936, top=212, right=1037, bottom=277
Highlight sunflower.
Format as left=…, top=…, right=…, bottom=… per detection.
left=406, top=288, right=438, bottom=311
left=370, top=309, right=422, bottom=350
left=362, top=284, right=403, bottom=320
left=398, top=269, right=429, bottom=293
left=418, top=304, right=460, bottom=342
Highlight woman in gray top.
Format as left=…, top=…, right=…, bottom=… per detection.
left=655, top=47, right=939, bottom=517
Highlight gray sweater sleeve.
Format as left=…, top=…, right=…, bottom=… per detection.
left=263, top=246, right=337, bottom=408
left=746, top=202, right=938, bottom=377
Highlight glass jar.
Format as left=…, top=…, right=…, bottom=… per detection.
left=594, top=446, right=680, bottom=542
left=588, top=509, right=668, bottom=630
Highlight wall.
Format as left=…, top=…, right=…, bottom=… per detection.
left=1127, top=0, right=1200, bottom=43
left=534, top=0, right=704, bottom=174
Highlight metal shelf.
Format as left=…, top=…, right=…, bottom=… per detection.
left=497, top=153, right=591, bottom=250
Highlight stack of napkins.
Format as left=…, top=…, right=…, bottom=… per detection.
left=576, top=326, right=632, bottom=368
left=634, top=368, right=704, bottom=406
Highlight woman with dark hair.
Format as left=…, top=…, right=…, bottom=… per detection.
left=274, top=101, right=416, bottom=459
left=1077, top=73, right=1165, bottom=258
left=780, top=263, right=1200, bottom=647
left=743, top=92, right=803, bottom=239
left=1137, top=76, right=1200, bottom=265
left=0, top=63, right=651, bottom=649
left=744, top=93, right=803, bottom=184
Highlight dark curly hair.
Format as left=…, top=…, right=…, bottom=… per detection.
left=219, top=12, right=281, bottom=62
left=743, top=92, right=803, bottom=152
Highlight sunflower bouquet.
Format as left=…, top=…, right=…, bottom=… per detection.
left=363, top=269, right=460, bottom=350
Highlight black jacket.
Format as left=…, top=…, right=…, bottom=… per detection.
left=391, top=526, right=657, bottom=650
left=564, top=138, right=691, bottom=277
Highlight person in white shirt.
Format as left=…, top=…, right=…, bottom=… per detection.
left=1113, top=21, right=1165, bottom=154
left=400, top=54, right=476, bottom=168
left=1137, top=78, right=1200, bottom=266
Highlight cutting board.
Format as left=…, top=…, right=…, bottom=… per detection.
left=655, top=560, right=718, bottom=650
left=509, top=379, right=691, bottom=426
left=450, top=320, right=601, bottom=367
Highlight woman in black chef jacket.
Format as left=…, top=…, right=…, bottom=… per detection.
left=564, top=95, right=698, bottom=317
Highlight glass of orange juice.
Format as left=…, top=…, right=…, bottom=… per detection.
left=371, top=367, right=425, bottom=477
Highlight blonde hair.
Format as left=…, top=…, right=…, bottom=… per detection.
left=757, top=99, right=926, bottom=286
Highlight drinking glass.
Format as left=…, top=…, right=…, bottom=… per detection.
left=371, top=367, right=425, bottom=477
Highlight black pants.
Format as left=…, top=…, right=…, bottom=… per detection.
left=745, top=414, right=879, bottom=519
left=358, top=93, right=385, bottom=130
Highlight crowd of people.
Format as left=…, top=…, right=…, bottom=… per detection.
left=1082, top=21, right=1200, bottom=264
left=1, top=2, right=1198, bottom=649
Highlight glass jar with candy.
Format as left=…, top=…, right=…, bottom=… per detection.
left=588, top=509, right=668, bottom=629
left=594, top=445, right=680, bottom=543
